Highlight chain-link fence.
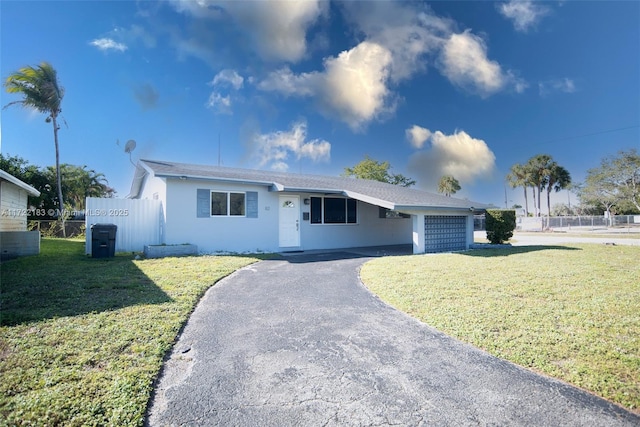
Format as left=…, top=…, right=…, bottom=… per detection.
left=474, top=214, right=640, bottom=232
left=28, top=220, right=85, bottom=237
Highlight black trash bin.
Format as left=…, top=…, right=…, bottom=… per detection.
left=91, top=224, right=117, bottom=258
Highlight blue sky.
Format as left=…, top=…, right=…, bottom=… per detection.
left=2, top=1, right=639, bottom=209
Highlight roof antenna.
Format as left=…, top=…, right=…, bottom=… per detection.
left=217, top=133, right=221, bottom=166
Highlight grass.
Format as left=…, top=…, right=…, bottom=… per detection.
left=0, top=238, right=262, bottom=426
left=360, top=244, right=640, bottom=413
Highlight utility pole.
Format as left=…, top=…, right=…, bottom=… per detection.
left=504, top=185, right=508, bottom=209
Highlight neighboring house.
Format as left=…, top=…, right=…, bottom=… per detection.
left=0, top=169, right=41, bottom=258
left=124, top=159, right=486, bottom=254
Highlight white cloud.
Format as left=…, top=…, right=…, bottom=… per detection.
left=405, top=125, right=432, bottom=149
left=90, top=25, right=156, bottom=53
left=341, top=1, right=527, bottom=97
left=249, top=121, right=331, bottom=170
left=498, top=1, right=550, bottom=32
left=206, top=92, right=232, bottom=114
left=111, top=25, right=156, bottom=48
left=340, top=1, right=452, bottom=82
left=90, top=38, right=128, bottom=52
left=439, top=30, right=525, bottom=97
left=407, top=129, right=496, bottom=190
left=206, top=69, right=245, bottom=114
left=539, top=77, right=576, bottom=97
left=318, top=42, right=393, bottom=130
left=169, top=0, right=326, bottom=62
left=258, top=41, right=393, bottom=131
left=211, top=69, right=244, bottom=90
left=257, top=67, right=316, bottom=96
left=171, top=0, right=525, bottom=129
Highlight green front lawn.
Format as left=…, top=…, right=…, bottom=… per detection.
left=0, top=239, right=262, bottom=426
left=361, top=244, right=640, bottom=412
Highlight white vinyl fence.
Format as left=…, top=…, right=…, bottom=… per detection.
left=85, top=198, right=164, bottom=254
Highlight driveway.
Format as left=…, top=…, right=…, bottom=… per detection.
left=147, top=251, right=639, bottom=426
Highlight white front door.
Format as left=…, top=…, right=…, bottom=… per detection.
left=279, top=195, right=300, bottom=247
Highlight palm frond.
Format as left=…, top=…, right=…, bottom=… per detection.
left=3, top=62, right=64, bottom=115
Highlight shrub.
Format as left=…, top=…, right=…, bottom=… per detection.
left=485, top=209, right=516, bottom=244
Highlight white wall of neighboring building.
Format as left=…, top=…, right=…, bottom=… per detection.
left=0, top=180, right=30, bottom=231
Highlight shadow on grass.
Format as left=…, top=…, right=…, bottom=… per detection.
left=463, top=245, right=582, bottom=257
left=0, top=239, right=172, bottom=326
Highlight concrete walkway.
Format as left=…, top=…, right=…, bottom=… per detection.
left=147, top=251, right=639, bottom=426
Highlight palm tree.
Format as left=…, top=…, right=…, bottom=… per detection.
left=53, top=165, right=113, bottom=210
left=4, top=62, right=65, bottom=216
left=506, top=163, right=531, bottom=216
left=437, top=175, right=461, bottom=197
left=526, top=154, right=553, bottom=217
left=545, top=163, right=571, bottom=218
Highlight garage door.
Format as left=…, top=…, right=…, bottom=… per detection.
left=424, top=215, right=467, bottom=253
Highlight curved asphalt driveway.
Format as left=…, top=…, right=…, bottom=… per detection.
left=147, top=251, right=639, bottom=426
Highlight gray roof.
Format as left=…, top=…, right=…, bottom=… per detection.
left=131, top=159, right=488, bottom=212
left=0, top=170, right=41, bottom=197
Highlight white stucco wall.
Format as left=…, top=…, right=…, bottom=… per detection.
left=165, top=179, right=280, bottom=253
left=161, top=180, right=413, bottom=253
left=133, top=175, right=473, bottom=254
left=138, top=175, right=167, bottom=213
left=298, top=193, right=412, bottom=250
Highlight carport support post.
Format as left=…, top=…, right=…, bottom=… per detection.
left=466, top=214, right=474, bottom=248
left=412, top=214, right=425, bottom=254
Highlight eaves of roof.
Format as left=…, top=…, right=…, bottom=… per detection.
left=0, top=170, right=41, bottom=197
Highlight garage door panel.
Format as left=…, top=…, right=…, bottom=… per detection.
left=424, top=216, right=466, bottom=253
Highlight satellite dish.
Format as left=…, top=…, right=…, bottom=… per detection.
left=124, top=139, right=137, bottom=154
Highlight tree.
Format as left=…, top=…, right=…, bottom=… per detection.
left=343, top=155, right=415, bottom=187
left=437, top=175, right=461, bottom=197
left=578, top=149, right=640, bottom=218
left=544, top=162, right=571, bottom=221
left=506, top=163, right=531, bottom=216
left=525, top=154, right=553, bottom=217
left=485, top=209, right=516, bottom=244
left=4, top=62, right=66, bottom=216
left=49, top=164, right=115, bottom=211
left=0, top=154, right=114, bottom=218
left=612, top=149, right=640, bottom=212
left=578, top=166, right=619, bottom=223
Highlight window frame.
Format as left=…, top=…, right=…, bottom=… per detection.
left=310, top=196, right=357, bottom=225
left=210, top=191, right=246, bottom=217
